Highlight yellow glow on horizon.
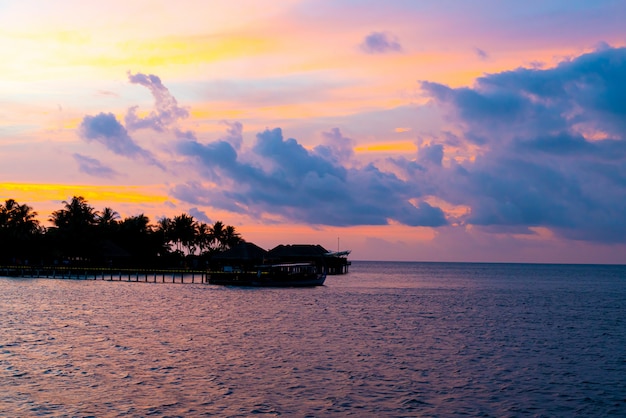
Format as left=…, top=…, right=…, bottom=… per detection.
left=354, top=142, right=417, bottom=153
left=60, top=117, right=84, bottom=130
left=0, top=183, right=169, bottom=204
left=113, top=35, right=275, bottom=67
left=0, top=29, right=277, bottom=81
left=189, top=108, right=248, bottom=120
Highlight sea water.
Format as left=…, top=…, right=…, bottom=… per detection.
left=1, top=261, right=624, bottom=416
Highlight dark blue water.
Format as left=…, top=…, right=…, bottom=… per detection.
left=1, top=261, right=625, bottom=416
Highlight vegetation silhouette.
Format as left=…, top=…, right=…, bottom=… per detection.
left=0, top=196, right=242, bottom=269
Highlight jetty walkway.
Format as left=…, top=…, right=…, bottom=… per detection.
left=1, top=266, right=210, bottom=284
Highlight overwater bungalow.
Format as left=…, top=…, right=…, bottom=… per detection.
left=211, top=241, right=268, bottom=272
left=266, top=244, right=351, bottom=275
left=211, top=243, right=351, bottom=275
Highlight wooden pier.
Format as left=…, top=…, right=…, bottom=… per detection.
left=0, top=266, right=210, bottom=284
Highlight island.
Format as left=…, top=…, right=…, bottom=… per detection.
left=0, top=196, right=350, bottom=284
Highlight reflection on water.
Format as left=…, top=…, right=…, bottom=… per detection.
left=1, top=262, right=625, bottom=416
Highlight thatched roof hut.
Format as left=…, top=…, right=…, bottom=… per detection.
left=211, top=241, right=268, bottom=269
left=266, top=244, right=329, bottom=260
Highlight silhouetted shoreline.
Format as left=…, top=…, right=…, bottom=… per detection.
left=1, top=196, right=350, bottom=274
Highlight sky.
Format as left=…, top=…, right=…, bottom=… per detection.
left=2, top=0, right=626, bottom=263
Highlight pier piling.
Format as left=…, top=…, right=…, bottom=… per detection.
left=1, top=266, right=210, bottom=284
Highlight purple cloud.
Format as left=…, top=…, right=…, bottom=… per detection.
left=314, top=128, right=355, bottom=164
left=253, top=128, right=347, bottom=181
left=73, top=153, right=119, bottom=178
left=173, top=126, right=446, bottom=227
left=220, top=121, right=243, bottom=150
left=417, top=143, right=444, bottom=167
left=125, top=72, right=189, bottom=132
left=360, top=31, right=402, bottom=54
left=79, top=72, right=446, bottom=228
left=421, top=45, right=626, bottom=243
left=474, top=47, right=489, bottom=61
left=79, top=112, right=165, bottom=170
left=188, top=207, right=211, bottom=223
left=75, top=45, right=626, bottom=242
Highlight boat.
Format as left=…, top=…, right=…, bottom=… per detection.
left=208, top=262, right=326, bottom=287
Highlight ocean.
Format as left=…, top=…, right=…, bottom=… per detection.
left=1, top=261, right=625, bottom=417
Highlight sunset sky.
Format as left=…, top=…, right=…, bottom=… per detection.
left=2, top=0, right=626, bottom=263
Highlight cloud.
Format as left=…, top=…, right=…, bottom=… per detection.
left=314, top=128, right=355, bottom=164
left=73, top=153, right=119, bottom=178
left=74, top=46, right=626, bottom=243
left=80, top=112, right=137, bottom=154
left=78, top=74, right=449, bottom=230
left=417, top=143, right=444, bottom=167
left=421, top=45, right=626, bottom=243
left=474, top=47, right=489, bottom=61
left=220, top=121, right=243, bottom=150
left=125, top=71, right=189, bottom=132
left=360, top=31, right=402, bottom=54
left=188, top=207, right=211, bottom=223
left=177, top=135, right=247, bottom=182
left=173, top=125, right=447, bottom=227
left=253, top=128, right=347, bottom=181
left=112, top=74, right=380, bottom=226
left=79, top=112, right=165, bottom=170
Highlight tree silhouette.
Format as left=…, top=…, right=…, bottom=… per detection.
left=0, top=199, right=41, bottom=263
left=1, top=199, right=41, bottom=239
left=195, top=222, right=212, bottom=255
left=0, top=196, right=246, bottom=268
left=207, top=221, right=241, bottom=251
left=96, top=207, right=120, bottom=228
left=95, top=207, right=120, bottom=243
left=223, top=225, right=242, bottom=250
left=120, top=214, right=151, bottom=234
left=155, top=216, right=173, bottom=246
left=50, top=196, right=97, bottom=230
left=210, top=221, right=226, bottom=251
left=172, top=214, right=197, bottom=254
left=48, top=196, right=98, bottom=261
left=115, top=214, right=166, bottom=264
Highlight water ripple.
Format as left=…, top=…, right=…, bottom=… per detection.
left=1, top=263, right=625, bottom=416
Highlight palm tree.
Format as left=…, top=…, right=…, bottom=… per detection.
left=209, top=221, right=226, bottom=251
left=222, top=225, right=242, bottom=250
left=0, top=199, right=17, bottom=228
left=96, top=207, right=120, bottom=227
left=14, top=202, right=40, bottom=237
left=115, top=214, right=167, bottom=263
left=208, top=221, right=241, bottom=251
left=171, top=214, right=197, bottom=254
left=195, top=222, right=212, bottom=255
left=49, top=196, right=97, bottom=231
left=48, top=196, right=98, bottom=261
left=0, top=199, right=42, bottom=263
left=120, top=214, right=151, bottom=234
left=95, top=207, right=120, bottom=240
left=1, top=199, right=40, bottom=238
